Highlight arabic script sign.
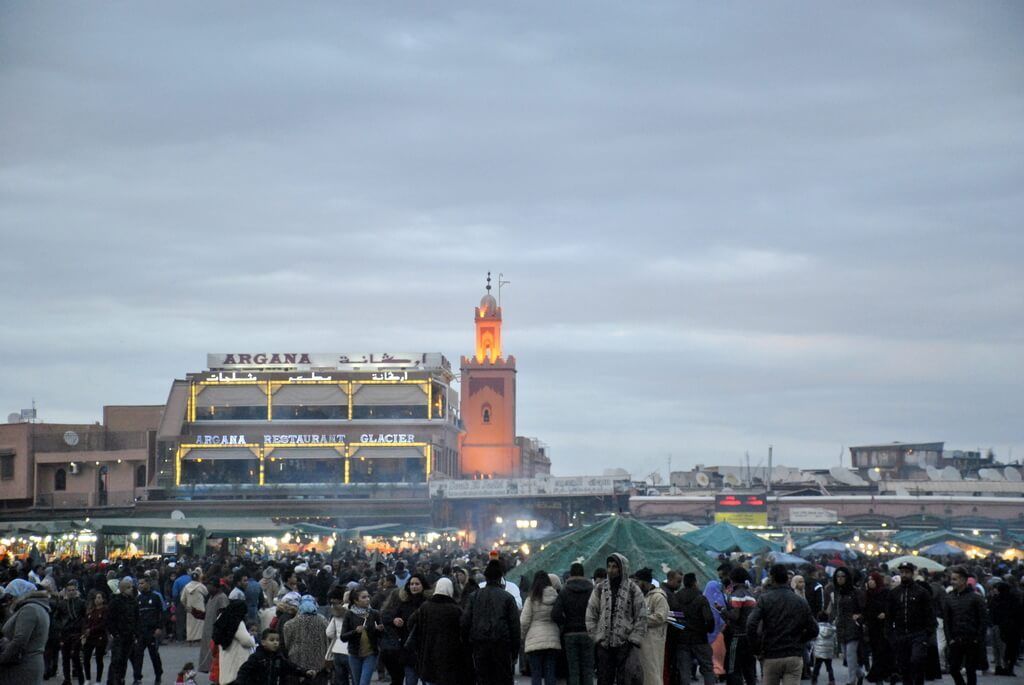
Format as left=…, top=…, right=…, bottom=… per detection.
left=207, top=353, right=448, bottom=372
left=429, top=476, right=619, bottom=499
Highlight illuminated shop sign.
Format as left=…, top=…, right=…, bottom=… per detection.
left=190, top=433, right=413, bottom=445
left=265, top=434, right=348, bottom=445
left=714, top=494, right=769, bottom=527
left=191, top=434, right=347, bottom=445
left=208, top=353, right=448, bottom=372
left=358, top=433, right=416, bottom=444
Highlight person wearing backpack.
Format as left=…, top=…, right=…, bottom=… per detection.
left=674, top=573, right=715, bottom=685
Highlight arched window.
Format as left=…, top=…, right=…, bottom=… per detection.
left=54, top=468, right=67, bottom=491
left=136, top=464, right=147, bottom=488
left=482, top=405, right=491, bottom=424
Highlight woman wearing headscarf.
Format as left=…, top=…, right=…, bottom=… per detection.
left=283, top=595, right=331, bottom=684
left=863, top=571, right=891, bottom=683
left=408, top=577, right=466, bottom=685
left=381, top=573, right=428, bottom=685
left=829, top=567, right=865, bottom=685
left=519, top=571, right=561, bottom=685
left=200, top=578, right=229, bottom=674
left=703, top=579, right=728, bottom=677
left=0, top=578, right=51, bottom=685
left=273, top=592, right=302, bottom=656
left=214, top=598, right=255, bottom=685
left=182, top=569, right=208, bottom=645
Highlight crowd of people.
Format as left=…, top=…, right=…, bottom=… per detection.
left=0, top=544, right=1021, bottom=685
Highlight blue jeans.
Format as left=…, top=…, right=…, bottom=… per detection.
left=349, top=653, right=379, bottom=685
left=405, top=664, right=420, bottom=685
left=528, top=649, right=559, bottom=685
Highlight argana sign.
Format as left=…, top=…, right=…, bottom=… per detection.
left=430, top=476, right=619, bottom=499
left=207, top=353, right=449, bottom=372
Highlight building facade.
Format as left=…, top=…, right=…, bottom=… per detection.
left=151, top=353, right=461, bottom=499
left=0, top=406, right=161, bottom=516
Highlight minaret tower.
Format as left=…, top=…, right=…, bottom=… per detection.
left=459, top=273, right=521, bottom=478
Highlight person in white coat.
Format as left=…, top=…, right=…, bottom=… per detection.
left=636, top=569, right=669, bottom=685
left=181, top=569, right=208, bottom=644
left=214, top=599, right=255, bottom=685
left=326, top=588, right=352, bottom=685
left=521, top=571, right=563, bottom=685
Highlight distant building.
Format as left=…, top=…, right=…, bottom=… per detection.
left=0, top=406, right=160, bottom=516
left=849, top=442, right=944, bottom=478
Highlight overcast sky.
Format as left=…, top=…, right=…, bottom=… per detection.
left=2, top=3, right=1022, bottom=477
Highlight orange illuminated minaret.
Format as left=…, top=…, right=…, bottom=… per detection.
left=459, top=273, right=521, bottom=478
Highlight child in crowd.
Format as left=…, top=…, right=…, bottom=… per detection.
left=175, top=662, right=198, bottom=685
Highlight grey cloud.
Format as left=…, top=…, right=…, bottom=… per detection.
left=1, top=2, right=1022, bottom=474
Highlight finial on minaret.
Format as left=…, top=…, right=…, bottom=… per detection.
left=486, top=271, right=492, bottom=292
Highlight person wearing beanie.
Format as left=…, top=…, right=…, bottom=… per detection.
left=461, top=558, right=521, bottom=685
left=585, top=553, right=648, bottom=685
left=408, top=577, right=467, bottom=685
left=723, top=566, right=758, bottom=685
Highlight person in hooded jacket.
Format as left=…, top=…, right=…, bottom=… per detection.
left=585, top=553, right=648, bottom=685
left=0, top=579, right=51, bottom=685
left=521, top=572, right=562, bottom=685
left=181, top=570, right=208, bottom=645
left=828, top=567, right=865, bottom=685
left=552, top=563, right=594, bottom=685
left=635, top=569, right=669, bottom=685
left=407, top=578, right=466, bottom=685
left=862, top=572, right=891, bottom=684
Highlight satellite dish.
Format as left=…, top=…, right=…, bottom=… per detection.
left=978, top=468, right=1004, bottom=482
left=829, top=466, right=868, bottom=487
left=6, top=413, right=20, bottom=424
left=170, top=510, right=186, bottom=520
left=940, top=466, right=961, bottom=481
left=925, top=466, right=941, bottom=481
left=63, top=431, right=80, bottom=447
left=695, top=472, right=710, bottom=488
left=1005, top=467, right=1022, bottom=482
left=867, top=469, right=881, bottom=482
left=723, top=473, right=741, bottom=487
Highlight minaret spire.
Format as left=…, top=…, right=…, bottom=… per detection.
left=486, top=271, right=492, bottom=293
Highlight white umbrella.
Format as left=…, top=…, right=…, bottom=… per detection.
left=887, top=555, right=945, bottom=572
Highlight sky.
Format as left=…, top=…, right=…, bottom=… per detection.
left=1, top=3, right=1022, bottom=478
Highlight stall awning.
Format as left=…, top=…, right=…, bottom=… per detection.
left=351, top=446, right=424, bottom=460
left=181, top=447, right=258, bottom=460
left=352, top=384, right=426, bottom=406
left=196, top=385, right=267, bottom=407
left=266, top=447, right=342, bottom=460
left=273, top=384, right=347, bottom=406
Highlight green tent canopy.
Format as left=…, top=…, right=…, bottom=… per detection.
left=506, top=516, right=712, bottom=585
left=681, top=522, right=781, bottom=554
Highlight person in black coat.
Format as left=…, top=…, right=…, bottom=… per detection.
left=408, top=578, right=467, bottom=685
left=380, top=574, right=428, bottom=685
left=552, top=563, right=595, bottom=685
left=885, top=563, right=935, bottom=685
left=460, top=560, right=521, bottom=685
left=53, top=580, right=87, bottom=685
left=106, top=579, right=139, bottom=685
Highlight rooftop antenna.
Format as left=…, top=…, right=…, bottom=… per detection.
left=498, top=272, right=510, bottom=307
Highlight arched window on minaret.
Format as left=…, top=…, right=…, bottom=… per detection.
left=482, top=404, right=491, bottom=424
